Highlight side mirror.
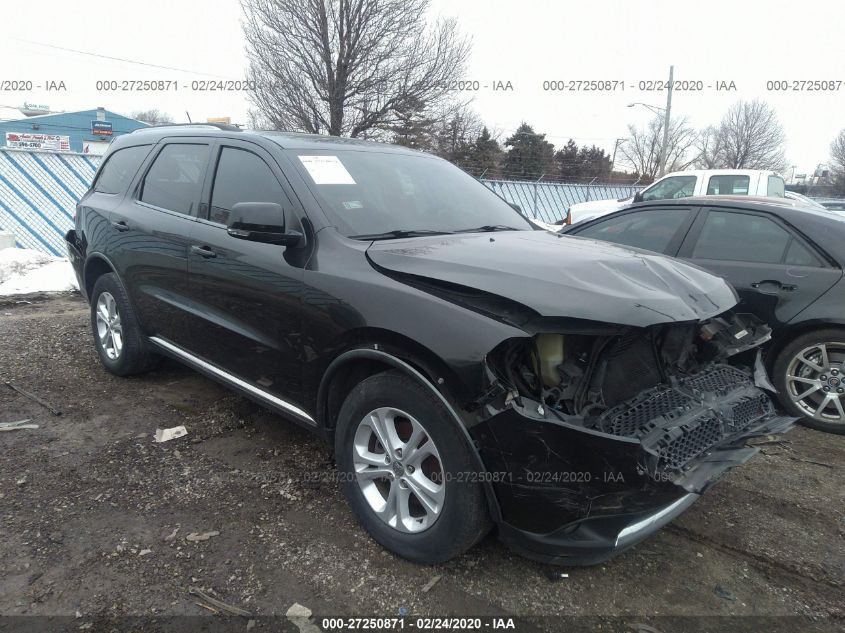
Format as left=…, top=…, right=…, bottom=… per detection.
left=633, top=191, right=644, bottom=203
left=227, top=202, right=303, bottom=246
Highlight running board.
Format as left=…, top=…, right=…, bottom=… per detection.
left=148, top=336, right=316, bottom=425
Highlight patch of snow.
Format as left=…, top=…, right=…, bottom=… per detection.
left=0, top=247, right=79, bottom=295
left=0, top=248, right=53, bottom=284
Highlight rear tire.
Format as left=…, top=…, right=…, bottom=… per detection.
left=335, top=370, right=491, bottom=564
left=772, top=329, right=845, bottom=435
left=90, top=273, right=157, bottom=376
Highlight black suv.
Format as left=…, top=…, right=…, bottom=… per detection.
left=66, top=125, right=792, bottom=566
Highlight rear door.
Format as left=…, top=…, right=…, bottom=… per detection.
left=184, top=139, right=308, bottom=409
left=110, top=138, right=212, bottom=341
left=678, top=207, right=842, bottom=327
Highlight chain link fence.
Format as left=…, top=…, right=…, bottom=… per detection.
left=481, top=179, right=645, bottom=224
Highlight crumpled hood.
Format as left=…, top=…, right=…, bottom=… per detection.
left=366, top=231, right=737, bottom=327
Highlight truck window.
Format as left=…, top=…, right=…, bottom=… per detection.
left=706, top=175, right=750, bottom=195
left=641, top=176, right=697, bottom=201
left=767, top=175, right=785, bottom=197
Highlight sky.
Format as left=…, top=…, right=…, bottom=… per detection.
left=1, top=0, right=843, bottom=176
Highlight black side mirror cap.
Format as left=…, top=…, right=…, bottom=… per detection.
left=227, top=227, right=303, bottom=246
left=227, top=202, right=304, bottom=247
left=633, top=191, right=644, bottom=203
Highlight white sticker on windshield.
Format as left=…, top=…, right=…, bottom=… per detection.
left=298, top=155, right=356, bottom=185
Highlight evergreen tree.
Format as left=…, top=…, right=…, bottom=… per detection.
left=503, top=123, right=555, bottom=180
left=468, top=127, right=503, bottom=178
left=554, top=139, right=579, bottom=180
left=555, top=140, right=612, bottom=181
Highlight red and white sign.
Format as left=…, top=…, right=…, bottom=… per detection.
left=5, top=132, right=71, bottom=151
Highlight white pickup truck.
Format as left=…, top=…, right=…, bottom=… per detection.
left=567, top=169, right=786, bottom=224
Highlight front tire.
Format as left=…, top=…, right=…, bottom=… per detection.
left=335, top=370, right=491, bottom=564
left=90, top=273, right=157, bottom=376
left=773, top=329, right=845, bottom=434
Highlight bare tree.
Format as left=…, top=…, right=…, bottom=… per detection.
left=242, top=0, right=470, bottom=137
left=831, top=128, right=845, bottom=195
left=130, top=109, right=173, bottom=125
left=699, top=100, right=787, bottom=171
left=832, top=128, right=845, bottom=172
left=694, top=125, right=725, bottom=169
left=619, top=115, right=698, bottom=179
left=431, top=103, right=483, bottom=160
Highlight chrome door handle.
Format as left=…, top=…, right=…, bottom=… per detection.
left=190, top=245, right=217, bottom=258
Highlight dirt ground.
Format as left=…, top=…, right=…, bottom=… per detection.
left=0, top=293, right=842, bottom=633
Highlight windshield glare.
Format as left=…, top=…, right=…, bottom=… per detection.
left=289, top=150, right=533, bottom=237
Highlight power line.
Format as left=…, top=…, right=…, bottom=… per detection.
left=9, top=37, right=232, bottom=79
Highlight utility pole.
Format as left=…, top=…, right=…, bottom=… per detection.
left=657, top=65, right=674, bottom=177
left=611, top=138, right=626, bottom=172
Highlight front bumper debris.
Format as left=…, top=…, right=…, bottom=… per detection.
left=471, top=363, right=794, bottom=565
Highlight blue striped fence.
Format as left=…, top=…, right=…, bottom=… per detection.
left=481, top=179, right=645, bottom=224
left=0, top=149, right=100, bottom=256
left=0, top=149, right=644, bottom=255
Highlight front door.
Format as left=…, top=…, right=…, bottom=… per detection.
left=185, top=141, right=308, bottom=410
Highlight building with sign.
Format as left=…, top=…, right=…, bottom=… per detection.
left=0, top=107, right=148, bottom=156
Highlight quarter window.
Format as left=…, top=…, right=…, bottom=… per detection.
left=706, top=175, right=750, bottom=195
left=209, top=148, right=286, bottom=224
left=784, top=239, right=822, bottom=267
left=140, top=144, right=208, bottom=215
left=93, top=145, right=150, bottom=194
left=576, top=208, right=691, bottom=254
left=692, top=211, right=791, bottom=263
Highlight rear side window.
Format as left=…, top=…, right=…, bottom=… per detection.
left=706, top=175, right=750, bottom=195
left=209, top=147, right=287, bottom=225
left=767, top=175, right=785, bottom=197
left=93, top=145, right=150, bottom=194
left=576, top=208, right=691, bottom=254
left=140, top=144, right=208, bottom=215
left=692, top=211, right=790, bottom=263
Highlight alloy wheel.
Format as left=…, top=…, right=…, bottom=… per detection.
left=352, top=407, right=445, bottom=533
left=785, top=342, right=845, bottom=425
left=95, top=291, right=123, bottom=360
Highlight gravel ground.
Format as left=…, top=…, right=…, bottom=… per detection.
left=0, top=293, right=843, bottom=632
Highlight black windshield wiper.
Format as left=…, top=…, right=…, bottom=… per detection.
left=350, top=229, right=453, bottom=241
left=453, top=224, right=522, bottom=233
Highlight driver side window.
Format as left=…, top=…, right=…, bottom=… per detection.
left=576, top=208, right=692, bottom=254
left=641, top=176, right=697, bottom=202
left=209, top=147, right=287, bottom=225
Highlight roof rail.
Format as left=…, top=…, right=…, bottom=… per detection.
left=134, top=122, right=242, bottom=132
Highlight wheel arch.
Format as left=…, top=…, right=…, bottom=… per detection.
left=767, top=319, right=845, bottom=369
left=83, top=253, right=118, bottom=300
left=317, top=338, right=503, bottom=523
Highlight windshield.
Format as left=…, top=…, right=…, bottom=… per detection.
left=288, top=149, right=533, bottom=237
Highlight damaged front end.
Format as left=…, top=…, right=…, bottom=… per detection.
left=469, top=312, right=794, bottom=565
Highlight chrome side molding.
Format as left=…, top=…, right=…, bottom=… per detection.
left=149, top=336, right=316, bottom=425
